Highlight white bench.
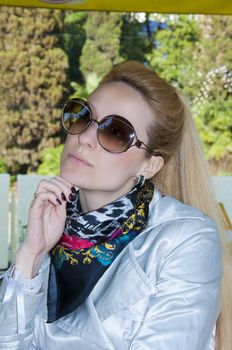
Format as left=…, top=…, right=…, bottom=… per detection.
left=0, top=174, right=10, bottom=270
left=0, top=174, right=50, bottom=270
left=0, top=174, right=232, bottom=270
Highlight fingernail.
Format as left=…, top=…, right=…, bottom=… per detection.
left=71, top=186, right=77, bottom=194
left=61, top=192, right=67, bottom=201
left=69, top=193, right=76, bottom=201
left=56, top=198, right=62, bottom=205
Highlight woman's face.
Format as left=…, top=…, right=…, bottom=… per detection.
left=60, top=82, right=158, bottom=197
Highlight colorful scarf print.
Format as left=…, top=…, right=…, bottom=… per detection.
left=47, top=178, right=154, bottom=322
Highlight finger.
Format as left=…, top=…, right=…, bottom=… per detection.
left=35, top=179, right=72, bottom=203
left=49, top=177, right=76, bottom=202
left=30, top=191, right=65, bottom=209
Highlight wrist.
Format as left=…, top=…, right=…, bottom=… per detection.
left=15, top=244, right=46, bottom=279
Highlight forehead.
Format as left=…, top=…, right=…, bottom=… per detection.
left=87, top=82, right=154, bottom=133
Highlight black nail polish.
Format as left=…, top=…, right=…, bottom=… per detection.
left=56, top=198, right=62, bottom=205
left=69, top=193, right=75, bottom=201
left=61, top=192, right=67, bottom=201
left=71, top=186, right=77, bottom=194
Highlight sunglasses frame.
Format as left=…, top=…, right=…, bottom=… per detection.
left=62, top=98, right=157, bottom=156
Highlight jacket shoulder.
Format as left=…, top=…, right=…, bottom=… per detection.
left=148, top=192, right=218, bottom=232
left=131, top=193, right=222, bottom=286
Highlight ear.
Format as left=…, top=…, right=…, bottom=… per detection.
left=139, top=155, right=164, bottom=180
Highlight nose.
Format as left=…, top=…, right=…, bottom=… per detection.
left=78, top=120, right=99, bottom=149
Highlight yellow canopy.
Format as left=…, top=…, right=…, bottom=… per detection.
left=0, top=0, right=232, bottom=15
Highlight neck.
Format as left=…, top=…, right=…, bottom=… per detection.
left=79, top=180, right=135, bottom=213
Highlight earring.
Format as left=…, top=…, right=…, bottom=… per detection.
left=133, top=175, right=139, bottom=185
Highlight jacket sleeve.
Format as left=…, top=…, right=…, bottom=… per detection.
left=129, top=218, right=222, bottom=350
left=0, top=256, right=50, bottom=350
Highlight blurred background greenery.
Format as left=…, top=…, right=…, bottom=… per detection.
left=0, top=7, right=231, bottom=177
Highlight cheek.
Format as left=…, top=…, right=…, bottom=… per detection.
left=60, top=137, right=74, bottom=174
left=98, top=152, right=142, bottom=180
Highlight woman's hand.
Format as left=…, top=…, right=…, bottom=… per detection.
left=15, top=176, right=75, bottom=278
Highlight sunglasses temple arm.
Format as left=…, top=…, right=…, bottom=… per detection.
left=136, top=140, right=159, bottom=157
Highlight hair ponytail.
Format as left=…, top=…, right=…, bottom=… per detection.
left=99, top=61, right=232, bottom=349
left=156, top=94, right=232, bottom=349
left=155, top=92, right=219, bottom=218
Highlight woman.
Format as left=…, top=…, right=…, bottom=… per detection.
left=0, top=61, right=230, bottom=349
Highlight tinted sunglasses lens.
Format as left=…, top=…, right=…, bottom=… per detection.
left=62, top=99, right=90, bottom=134
left=98, top=116, right=134, bottom=152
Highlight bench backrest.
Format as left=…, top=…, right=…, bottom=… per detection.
left=0, top=174, right=10, bottom=269
left=0, top=174, right=232, bottom=269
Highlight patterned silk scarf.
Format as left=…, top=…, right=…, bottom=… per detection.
left=47, top=178, right=154, bottom=322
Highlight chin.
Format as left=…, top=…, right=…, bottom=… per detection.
left=60, top=169, right=79, bottom=186
left=60, top=170, right=93, bottom=189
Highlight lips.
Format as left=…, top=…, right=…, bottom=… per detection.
left=68, top=153, right=92, bottom=166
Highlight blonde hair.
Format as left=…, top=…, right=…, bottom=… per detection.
left=99, top=61, right=232, bottom=349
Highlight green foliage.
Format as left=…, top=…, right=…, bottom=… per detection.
left=0, top=159, right=7, bottom=173
left=80, top=12, right=123, bottom=82
left=191, top=15, right=232, bottom=162
left=147, top=14, right=232, bottom=164
left=196, top=16, right=232, bottom=76
left=148, top=15, right=200, bottom=96
left=194, top=98, right=232, bottom=160
left=37, top=145, right=64, bottom=175
left=70, top=72, right=101, bottom=99
left=120, top=13, right=151, bottom=62
left=63, top=11, right=87, bottom=84
left=0, top=7, right=69, bottom=175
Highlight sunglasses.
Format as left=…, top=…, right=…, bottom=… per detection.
left=62, top=98, right=156, bottom=155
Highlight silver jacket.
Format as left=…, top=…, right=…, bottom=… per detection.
left=0, top=191, right=222, bottom=350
